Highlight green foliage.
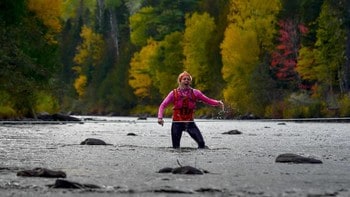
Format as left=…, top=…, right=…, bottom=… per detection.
left=0, top=91, right=16, bottom=118
left=0, top=106, right=17, bottom=119
left=282, top=92, right=326, bottom=118
left=2, top=0, right=350, bottom=118
left=129, top=6, right=157, bottom=46
left=297, top=0, right=347, bottom=106
left=0, top=0, right=26, bottom=25
left=339, top=95, right=350, bottom=117
left=183, top=12, right=216, bottom=91
left=35, top=92, right=59, bottom=114
left=129, top=105, right=159, bottom=117
left=151, top=32, right=184, bottom=97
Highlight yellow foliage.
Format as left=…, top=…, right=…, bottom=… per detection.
left=74, top=75, right=87, bottom=97
left=227, top=0, right=280, bottom=50
left=296, top=47, right=318, bottom=81
left=74, top=25, right=105, bottom=66
left=221, top=0, right=281, bottom=112
left=221, top=24, right=259, bottom=81
left=129, top=39, right=158, bottom=98
left=183, top=12, right=215, bottom=91
left=72, top=65, right=82, bottom=73
left=28, top=0, right=63, bottom=43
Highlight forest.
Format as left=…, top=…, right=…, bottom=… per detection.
left=1, top=0, right=350, bottom=119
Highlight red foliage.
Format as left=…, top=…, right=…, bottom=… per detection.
left=270, top=20, right=308, bottom=82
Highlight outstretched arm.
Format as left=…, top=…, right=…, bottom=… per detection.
left=194, top=89, right=224, bottom=110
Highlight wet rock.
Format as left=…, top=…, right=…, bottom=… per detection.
left=275, top=153, right=322, bottom=164
left=222, top=130, right=242, bottom=135
left=137, top=115, right=147, bottom=120
left=17, top=168, right=66, bottom=178
left=80, top=138, right=110, bottom=145
left=195, top=188, right=222, bottom=193
left=158, top=166, right=205, bottom=175
left=152, top=187, right=193, bottom=194
left=172, top=166, right=204, bottom=175
left=158, top=167, right=174, bottom=173
left=37, top=113, right=81, bottom=121
left=47, top=179, right=101, bottom=189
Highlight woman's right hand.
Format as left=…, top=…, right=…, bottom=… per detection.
left=158, top=118, right=164, bottom=126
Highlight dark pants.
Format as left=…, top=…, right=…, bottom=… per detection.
left=171, top=122, right=205, bottom=148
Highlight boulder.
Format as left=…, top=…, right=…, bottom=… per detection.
left=80, top=138, right=109, bottom=145
left=172, top=166, right=204, bottom=175
left=158, top=167, right=174, bottom=173
left=275, top=153, right=322, bottom=164
left=158, top=166, right=204, bottom=175
left=37, top=113, right=81, bottom=121
left=17, top=168, right=66, bottom=178
left=222, top=130, right=242, bottom=135
left=47, top=179, right=100, bottom=189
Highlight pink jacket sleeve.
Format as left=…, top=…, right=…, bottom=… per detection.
left=157, top=91, right=174, bottom=119
left=193, top=89, right=221, bottom=106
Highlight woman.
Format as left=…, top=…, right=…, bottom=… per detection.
left=157, top=71, right=224, bottom=149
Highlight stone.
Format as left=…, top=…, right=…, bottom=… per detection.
left=172, top=166, right=204, bottom=175
left=275, top=153, right=322, bottom=164
left=80, top=138, right=109, bottom=145
left=158, top=166, right=205, bottom=175
left=17, top=168, right=66, bottom=178
left=47, top=179, right=100, bottom=189
left=37, top=113, right=81, bottom=121
left=222, top=130, right=242, bottom=135
left=158, top=167, right=174, bottom=173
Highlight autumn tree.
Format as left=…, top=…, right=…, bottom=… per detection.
left=129, top=39, right=158, bottom=100
left=0, top=0, right=62, bottom=117
left=151, top=32, right=185, bottom=97
left=183, top=12, right=216, bottom=92
left=73, top=25, right=105, bottom=98
left=297, top=0, right=347, bottom=110
left=129, top=0, right=198, bottom=47
left=270, top=20, right=308, bottom=89
left=221, top=0, right=281, bottom=116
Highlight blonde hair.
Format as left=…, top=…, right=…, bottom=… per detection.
left=177, top=71, right=192, bottom=83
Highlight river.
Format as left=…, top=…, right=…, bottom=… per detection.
left=0, top=116, right=349, bottom=196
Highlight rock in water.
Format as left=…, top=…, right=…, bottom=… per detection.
left=275, top=153, right=322, bottom=164
left=172, top=166, right=204, bottom=175
left=222, top=130, right=242, bottom=135
left=158, top=167, right=174, bottom=173
left=47, top=179, right=100, bottom=189
left=17, top=168, right=66, bottom=178
left=80, top=138, right=108, bottom=145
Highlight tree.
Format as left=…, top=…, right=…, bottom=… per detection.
left=129, top=39, right=158, bottom=99
left=151, top=32, right=184, bottom=97
left=0, top=0, right=63, bottom=117
left=183, top=12, right=216, bottom=92
left=297, top=0, right=346, bottom=108
left=270, top=20, right=308, bottom=88
left=220, top=0, right=281, bottom=116
left=73, top=25, right=105, bottom=98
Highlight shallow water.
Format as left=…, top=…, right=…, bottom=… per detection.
left=0, top=117, right=350, bottom=196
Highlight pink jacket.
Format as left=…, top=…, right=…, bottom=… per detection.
left=157, top=88, right=221, bottom=119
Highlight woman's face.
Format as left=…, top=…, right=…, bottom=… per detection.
left=180, top=76, right=191, bottom=86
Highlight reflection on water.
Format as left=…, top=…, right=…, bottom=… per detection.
left=0, top=116, right=350, bottom=196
